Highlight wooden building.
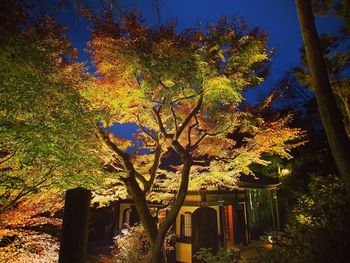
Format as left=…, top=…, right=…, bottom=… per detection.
left=88, top=174, right=280, bottom=263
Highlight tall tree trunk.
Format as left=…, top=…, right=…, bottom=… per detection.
left=295, top=0, right=350, bottom=193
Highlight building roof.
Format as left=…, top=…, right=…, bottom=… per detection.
left=236, top=173, right=280, bottom=189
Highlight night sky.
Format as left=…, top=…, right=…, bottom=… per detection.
left=53, top=0, right=340, bottom=101
left=51, top=0, right=340, bottom=138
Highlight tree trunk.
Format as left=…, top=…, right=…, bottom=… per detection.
left=125, top=174, right=159, bottom=242
left=295, top=0, right=350, bottom=193
left=150, top=157, right=192, bottom=263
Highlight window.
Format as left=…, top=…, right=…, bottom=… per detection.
left=180, top=212, right=192, bottom=240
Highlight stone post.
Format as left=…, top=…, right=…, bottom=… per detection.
left=59, top=187, right=91, bottom=263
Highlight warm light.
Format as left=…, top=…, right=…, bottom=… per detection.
left=280, top=168, right=291, bottom=176
left=268, top=235, right=273, bottom=243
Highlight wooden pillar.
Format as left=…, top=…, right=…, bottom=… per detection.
left=59, top=187, right=91, bottom=263
left=268, top=190, right=276, bottom=229
left=192, top=207, right=219, bottom=263
left=273, top=189, right=280, bottom=231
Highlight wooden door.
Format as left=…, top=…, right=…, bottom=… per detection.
left=234, top=202, right=248, bottom=245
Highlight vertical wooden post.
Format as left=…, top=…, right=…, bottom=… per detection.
left=268, top=190, right=276, bottom=229
left=273, top=189, right=280, bottom=231
left=59, top=187, right=91, bottom=263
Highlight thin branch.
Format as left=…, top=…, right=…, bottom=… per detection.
left=96, top=124, right=149, bottom=186
left=192, top=160, right=212, bottom=167
left=176, top=93, right=203, bottom=140
left=0, top=166, right=55, bottom=213
left=190, top=133, right=207, bottom=151
left=154, top=192, right=177, bottom=212
left=98, top=0, right=107, bottom=12
left=95, top=124, right=131, bottom=163
left=170, top=106, right=178, bottom=136
left=191, top=125, right=231, bottom=152
left=133, top=113, right=157, bottom=142
left=135, top=75, right=142, bottom=87
left=0, top=149, right=18, bottom=165
left=134, top=171, right=148, bottom=187
left=187, top=123, right=197, bottom=149
left=159, top=79, right=169, bottom=90
left=144, top=143, right=162, bottom=193
left=170, top=93, right=198, bottom=104
left=152, top=105, right=173, bottom=139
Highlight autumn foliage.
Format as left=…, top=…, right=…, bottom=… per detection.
left=82, top=11, right=305, bottom=262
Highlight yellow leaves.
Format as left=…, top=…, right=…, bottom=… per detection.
left=91, top=177, right=128, bottom=207
left=82, top=14, right=306, bottom=197
left=203, top=76, right=242, bottom=106
left=161, top=79, right=175, bottom=87
left=217, top=50, right=226, bottom=62
left=296, top=214, right=314, bottom=225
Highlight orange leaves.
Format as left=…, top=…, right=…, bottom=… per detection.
left=241, top=116, right=307, bottom=160
left=192, top=136, right=236, bottom=157
left=0, top=229, right=59, bottom=263
left=0, top=192, right=63, bottom=228
left=84, top=12, right=306, bottom=196
left=108, top=133, right=133, bottom=151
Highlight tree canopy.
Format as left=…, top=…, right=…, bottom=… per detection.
left=0, top=0, right=101, bottom=213
left=82, top=12, right=305, bottom=262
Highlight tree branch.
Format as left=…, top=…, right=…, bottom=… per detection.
left=133, top=113, right=157, bottom=142
left=159, top=79, right=169, bottom=90
left=152, top=105, right=173, bottom=139
left=190, top=133, right=207, bottom=151
left=144, top=142, right=162, bottom=193
left=170, top=93, right=199, bottom=104
left=176, top=93, right=203, bottom=140
left=170, top=106, right=178, bottom=136
left=0, top=149, right=18, bottom=165
left=95, top=124, right=147, bottom=186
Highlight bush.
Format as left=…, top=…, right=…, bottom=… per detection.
left=260, top=175, right=350, bottom=263
left=112, top=224, right=151, bottom=263
left=111, top=224, right=176, bottom=263
left=194, top=247, right=241, bottom=263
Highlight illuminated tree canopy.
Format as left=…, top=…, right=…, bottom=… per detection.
left=0, top=0, right=101, bottom=213
left=82, top=12, right=305, bottom=262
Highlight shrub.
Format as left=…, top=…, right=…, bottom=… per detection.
left=111, top=224, right=176, bottom=263
left=260, top=175, right=350, bottom=263
left=112, top=224, right=151, bottom=263
left=194, top=247, right=241, bottom=263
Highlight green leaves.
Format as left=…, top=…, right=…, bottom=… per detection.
left=0, top=1, right=102, bottom=213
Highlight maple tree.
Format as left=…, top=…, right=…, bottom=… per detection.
left=0, top=0, right=101, bottom=213
left=81, top=10, right=305, bottom=262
